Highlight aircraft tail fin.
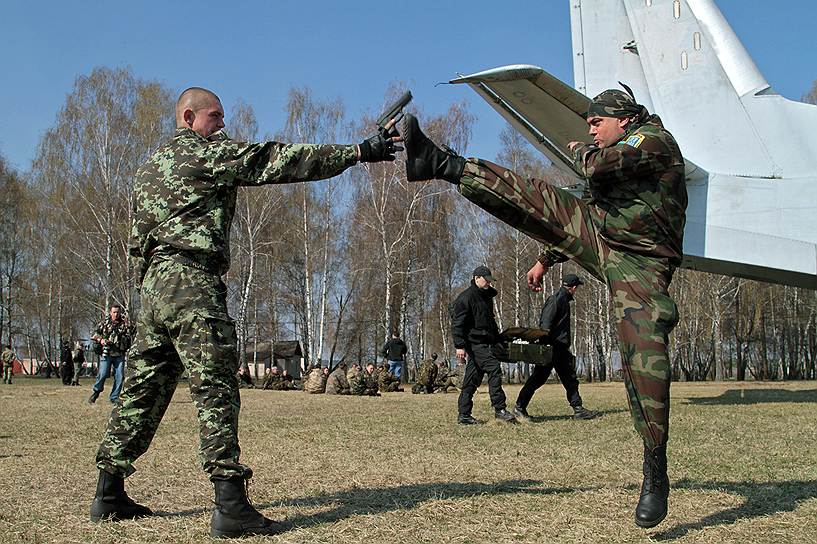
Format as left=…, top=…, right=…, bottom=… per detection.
left=571, top=0, right=817, bottom=179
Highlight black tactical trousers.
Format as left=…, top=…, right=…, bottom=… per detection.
left=515, top=345, right=582, bottom=410
left=458, top=343, right=507, bottom=415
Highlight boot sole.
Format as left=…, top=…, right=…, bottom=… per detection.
left=210, top=526, right=285, bottom=538
left=634, top=509, right=667, bottom=529
left=90, top=511, right=151, bottom=522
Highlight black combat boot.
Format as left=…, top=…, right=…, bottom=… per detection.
left=90, top=470, right=153, bottom=522
left=494, top=409, right=517, bottom=423
left=512, top=405, right=531, bottom=421
left=211, top=477, right=284, bottom=538
left=402, top=113, right=466, bottom=184
left=634, top=444, right=669, bottom=528
left=572, top=406, right=600, bottom=420
left=458, top=414, right=480, bottom=425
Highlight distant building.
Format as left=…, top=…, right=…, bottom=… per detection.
left=244, top=341, right=304, bottom=379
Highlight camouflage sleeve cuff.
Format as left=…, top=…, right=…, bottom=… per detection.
left=538, top=249, right=568, bottom=267
left=571, top=143, right=595, bottom=174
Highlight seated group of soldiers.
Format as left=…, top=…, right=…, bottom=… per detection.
left=304, top=361, right=402, bottom=396
left=236, top=353, right=464, bottom=396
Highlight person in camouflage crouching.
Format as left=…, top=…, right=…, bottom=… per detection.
left=325, top=362, right=351, bottom=395
left=401, top=86, right=686, bottom=529
left=412, top=352, right=439, bottom=394
left=303, top=365, right=327, bottom=394
left=350, top=363, right=380, bottom=396
left=378, top=362, right=403, bottom=393
left=91, top=87, right=401, bottom=538
left=433, top=359, right=462, bottom=393
left=262, top=367, right=295, bottom=391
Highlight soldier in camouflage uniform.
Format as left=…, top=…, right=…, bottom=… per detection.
left=346, top=363, right=361, bottom=385
left=350, top=363, right=380, bottom=396
left=1, top=344, right=16, bottom=384
left=378, top=362, right=403, bottom=393
left=325, top=363, right=351, bottom=395
left=402, top=87, right=686, bottom=528
left=412, top=352, right=439, bottom=394
left=302, top=365, right=327, bottom=394
left=433, top=359, right=461, bottom=393
left=262, top=367, right=294, bottom=391
left=91, top=87, right=401, bottom=538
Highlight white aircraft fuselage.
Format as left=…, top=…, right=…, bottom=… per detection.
left=452, top=0, right=817, bottom=289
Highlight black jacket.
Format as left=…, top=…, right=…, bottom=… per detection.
left=539, top=286, right=573, bottom=347
left=451, top=281, right=500, bottom=348
left=382, top=338, right=407, bottom=361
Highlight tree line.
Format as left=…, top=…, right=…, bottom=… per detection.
left=1, top=67, right=815, bottom=381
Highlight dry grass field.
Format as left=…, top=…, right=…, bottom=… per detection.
left=1, top=378, right=815, bottom=543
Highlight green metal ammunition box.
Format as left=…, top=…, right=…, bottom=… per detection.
left=500, top=342, right=553, bottom=365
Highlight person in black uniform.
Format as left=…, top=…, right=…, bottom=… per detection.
left=451, top=266, right=516, bottom=424
left=513, top=273, right=599, bottom=421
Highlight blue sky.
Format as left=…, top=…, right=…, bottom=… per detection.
left=2, top=1, right=815, bottom=171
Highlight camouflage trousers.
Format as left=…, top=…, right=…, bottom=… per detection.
left=460, top=159, right=679, bottom=449
left=96, top=257, right=251, bottom=481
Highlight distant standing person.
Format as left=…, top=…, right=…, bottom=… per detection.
left=88, top=304, right=132, bottom=404
left=72, top=342, right=85, bottom=386
left=451, top=266, right=516, bottom=424
left=2, top=344, right=17, bottom=384
left=60, top=339, right=74, bottom=386
left=513, top=274, right=598, bottom=421
left=381, top=332, right=407, bottom=380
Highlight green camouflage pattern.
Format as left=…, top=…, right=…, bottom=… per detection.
left=377, top=365, right=402, bottom=392
left=325, top=367, right=351, bottom=395
left=412, top=358, right=438, bottom=394
left=130, top=128, right=356, bottom=278
left=350, top=368, right=379, bottom=396
left=262, top=372, right=294, bottom=391
left=96, top=258, right=249, bottom=480
left=587, top=89, right=644, bottom=119
left=457, top=115, right=685, bottom=449
left=434, top=362, right=463, bottom=393
left=96, top=126, right=358, bottom=481
left=93, top=316, right=134, bottom=357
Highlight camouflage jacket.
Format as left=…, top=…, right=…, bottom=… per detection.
left=350, top=370, right=379, bottom=396
left=1, top=348, right=16, bottom=365
left=130, top=128, right=357, bottom=279
left=569, top=115, right=687, bottom=266
left=303, top=368, right=326, bottom=394
left=325, top=367, right=351, bottom=394
left=416, top=359, right=438, bottom=387
left=262, top=374, right=289, bottom=390
left=432, top=364, right=449, bottom=387
left=93, top=317, right=133, bottom=357
left=377, top=367, right=401, bottom=392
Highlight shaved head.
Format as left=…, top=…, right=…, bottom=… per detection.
left=176, top=87, right=225, bottom=137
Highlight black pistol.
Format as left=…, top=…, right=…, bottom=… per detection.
left=376, top=90, right=412, bottom=137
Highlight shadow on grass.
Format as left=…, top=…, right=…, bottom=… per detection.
left=685, top=389, right=817, bottom=405
left=154, top=479, right=590, bottom=524
left=526, top=408, right=626, bottom=423
left=273, top=479, right=593, bottom=529
left=654, top=478, right=817, bottom=540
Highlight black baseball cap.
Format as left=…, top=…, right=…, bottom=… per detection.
left=562, top=273, right=584, bottom=287
left=473, top=265, right=494, bottom=281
